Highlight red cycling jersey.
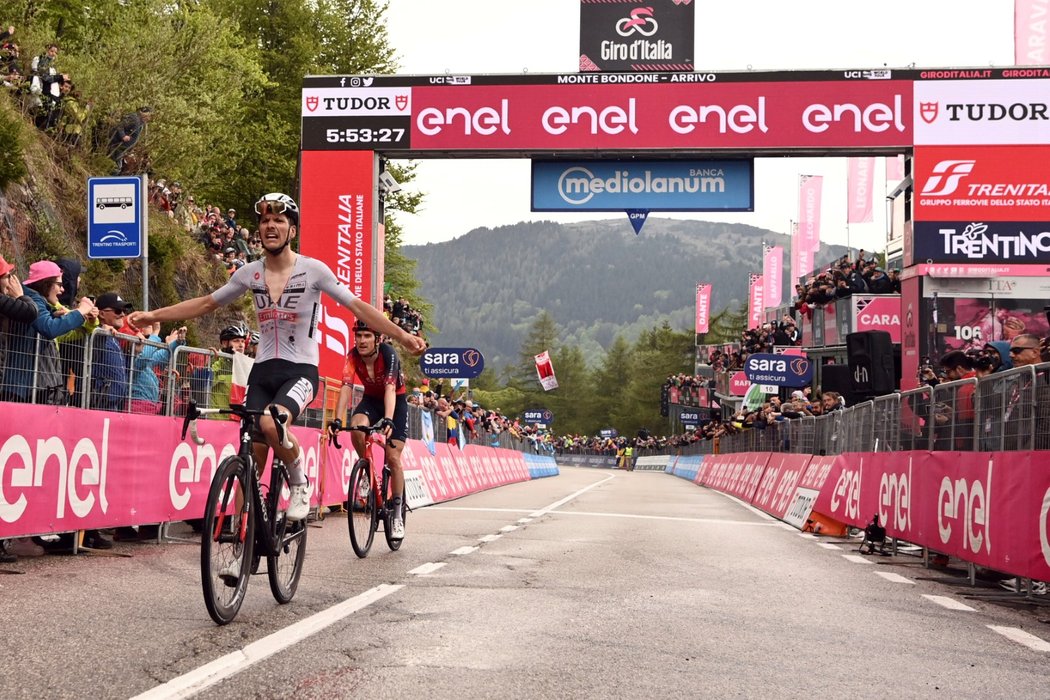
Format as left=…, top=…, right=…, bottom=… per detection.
left=342, top=343, right=406, bottom=398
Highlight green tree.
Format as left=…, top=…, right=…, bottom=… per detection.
left=587, top=334, right=633, bottom=433
left=546, top=345, right=588, bottom=434
left=511, top=310, right=560, bottom=415
left=701, top=303, right=747, bottom=345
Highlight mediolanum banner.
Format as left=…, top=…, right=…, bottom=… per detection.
left=579, top=0, right=694, bottom=72
left=531, top=159, right=753, bottom=211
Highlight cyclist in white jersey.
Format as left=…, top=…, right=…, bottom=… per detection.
left=129, top=193, right=426, bottom=521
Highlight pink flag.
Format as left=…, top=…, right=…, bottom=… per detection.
left=695, top=283, right=711, bottom=334
left=847, top=157, right=875, bottom=224
left=763, top=245, right=783, bottom=307
left=535, top=350, right=559, bottom=391
left=747, top=273, right=764, bottom=330
left=1015, top=0, right=1049, bottom=65
left=886, top=154, right=905, bottom=183
left=798, top=175, right=823, bottom=253
left=791, top=220, right=812, bottom=282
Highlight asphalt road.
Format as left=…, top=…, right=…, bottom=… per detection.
left=4, top=466, right=1049, bottom=699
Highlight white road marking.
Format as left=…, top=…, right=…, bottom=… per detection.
left=842, top=554, right=875, bottom=565
left=798, top=533, right=817, bottom=539
left=450, top=546, right=478, bottom=556
left=408, top=562, right=446, bottom=576
left=776, top=523, right=798, bottom=532
left=988, top=626, right=1050, bottom=652
left=499, top=525, right=518, bottom=533
left=517, top=518, right=532, bottom=524
left=430, top=506, right=536, bottom=514
left=479, top=534, right=501, bottom=543
left=709, top=490, right=777, bottom=521
left=533, top=474, right=617, bottom=516
left=817, top=542, right=841, bottom=550
left=131, top=584, right=403, bottom=700
left=923, top=595, right=976, bottom=611
left=548, top=511, right=780, bottom=526
left=874, top=572, right=915, bottom=584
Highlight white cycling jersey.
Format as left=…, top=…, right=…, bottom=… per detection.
left=211, top=255, right=358, bottom=365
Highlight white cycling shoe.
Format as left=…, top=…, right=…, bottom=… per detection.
left=287, top=482, right=312, bottom=522
left=390, top=516, right=405, bottom=540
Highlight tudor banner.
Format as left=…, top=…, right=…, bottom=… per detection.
left=579, top=0, right=694, bottom=72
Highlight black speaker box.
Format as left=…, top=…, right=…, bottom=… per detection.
left=847, top=330, right=896, bottom=396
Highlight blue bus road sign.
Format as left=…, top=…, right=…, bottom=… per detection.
left=523, top=409, right=554, bottom=425
left=419, top=347, right=485, bottom=379
left=531, top=159, right=754, bottom=212
left=743, top=353, right=813, bottom=388
left=88, top=177, right=143, bottom=259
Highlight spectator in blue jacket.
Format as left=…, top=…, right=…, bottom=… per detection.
left=89, top=291, right=132, bottom=412
left=129, top=321, right=185, bottom=414
left=2, top=260, right=93, bottom=403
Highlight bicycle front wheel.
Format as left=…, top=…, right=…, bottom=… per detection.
left=347, top=459, right=376, bottom=557
left=267, top=466, right=308, bottom=604
left=201, top=455, right=255, bottom=625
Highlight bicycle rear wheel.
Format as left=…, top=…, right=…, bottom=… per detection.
left=347, top=459, right=376, bottom=557
left=384, top=485, right=407, bottom=552
left=201, top=455, right=255, bottom=625
left=266, top=466, right=308, bottom=604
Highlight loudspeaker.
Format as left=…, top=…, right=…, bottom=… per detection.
left=847, top=331, right=895, bottom=396
left=820, top=363, right=853, bottom=398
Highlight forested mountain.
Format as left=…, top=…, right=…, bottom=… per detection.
left=404, top=218, right=847, bottom=373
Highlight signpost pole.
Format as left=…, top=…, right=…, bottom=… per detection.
left=140, top=174, right=149, bottom=311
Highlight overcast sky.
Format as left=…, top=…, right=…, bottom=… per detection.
left=383, top=0, right=1014, bottom=251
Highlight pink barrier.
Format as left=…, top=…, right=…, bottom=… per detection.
left=694, top=448, right=1050, bottom=582
left=0, top=404, right=533, bottom=538
left=812, top=450, right=1050, bottom=582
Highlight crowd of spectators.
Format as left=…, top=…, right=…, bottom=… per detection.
left=384, top=295, right=425, bottom=337
left=792, top=251, right=900, bottom=321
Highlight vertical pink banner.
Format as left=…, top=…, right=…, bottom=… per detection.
left=885, top=154, right=904, bottom=183
left=763, top=246, right=783, bottom=307
left=790, top=221, right=811, bottom=282
left=748, top=273, right=764, bottom=329
left=695, top=283, right=711, bottom=334
left=1015, top=0, right=1049, bottom=64
left=847, top=157, right=875, bottom=224
left=798, top=175, right=823, bottom=253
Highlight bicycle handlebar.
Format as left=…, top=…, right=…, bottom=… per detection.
left=180, top=401, right=292, bottom=450
left=328, top=420, right=389, bottom=450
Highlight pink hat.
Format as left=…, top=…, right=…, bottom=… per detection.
left=24, top=260, right=62, bottom=285
left=0, top=254, right=13, bottom=276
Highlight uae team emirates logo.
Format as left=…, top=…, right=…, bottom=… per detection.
left=305, top=95, right=319, bottom=112
left=920, top=101, right=939, bottom=124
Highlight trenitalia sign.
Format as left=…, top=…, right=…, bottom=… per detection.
left=531, top=159, right=753, bottom=211
left=301, top=73, right=914, bottom=152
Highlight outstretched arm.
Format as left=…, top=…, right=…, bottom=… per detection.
left=128, top=294, right=220, bottom=328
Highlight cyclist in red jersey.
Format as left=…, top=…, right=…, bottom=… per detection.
left=331, top=320, right=410, bottom=539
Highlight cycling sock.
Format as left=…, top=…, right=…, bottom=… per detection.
left=287, top=448, right=307, bottom=485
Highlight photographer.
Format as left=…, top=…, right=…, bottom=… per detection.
left=919, top=352, right=974, bottom=451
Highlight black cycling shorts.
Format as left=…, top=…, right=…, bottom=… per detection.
left=352, top=393, right=409, bottom=444
left=245, top=359, right=319, bottom=442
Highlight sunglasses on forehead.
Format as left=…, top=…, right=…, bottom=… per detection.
left=254, top=199, right=291, bottom=216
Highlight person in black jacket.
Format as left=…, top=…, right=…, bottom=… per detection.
left=107, top=105, right=153, bottom=175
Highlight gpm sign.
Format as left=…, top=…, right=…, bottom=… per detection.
left=419, top=347, right=485, bottom=379
left=743, top=353, right=813, bottom=388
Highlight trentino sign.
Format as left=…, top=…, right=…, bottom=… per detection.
left=531, top=160, right=753, bottom=212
